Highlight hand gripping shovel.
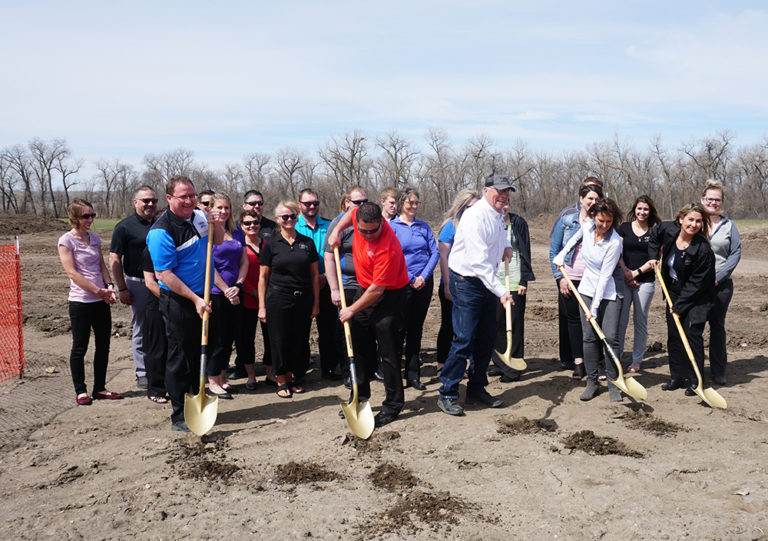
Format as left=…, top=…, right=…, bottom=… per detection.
left=494, top=260, right=526, bottom=371
left=655, top=266, right=727, bottom=409
left=560, top=268, right=647, bottom=400
left=184, top=226, right=219, bottom=435
left=334, top=247, right=375, bottom=439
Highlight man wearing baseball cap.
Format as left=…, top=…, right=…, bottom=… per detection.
left=437, top=173, right=516, bottom=416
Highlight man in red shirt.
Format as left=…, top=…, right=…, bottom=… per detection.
left=327, top=202, right=409, bottom=427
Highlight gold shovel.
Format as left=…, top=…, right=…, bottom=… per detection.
left=655, top=266, right=727, bottom=409
left=560, top=267, right=647, bottom=400
left=494, top=260, right=527, bottom=371
left=184, top=227, right=218, bottom=435
left=334, top=247, right=375, bottom=439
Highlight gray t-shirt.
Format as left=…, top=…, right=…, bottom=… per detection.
left=323, top=214, right=360, bottom=289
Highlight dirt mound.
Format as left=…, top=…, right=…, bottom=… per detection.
left=342, top=430, right=400, bottom=454
left=369, top=462, right=421, bottom=492
left=166, top=439, right=242, bottom=481
left=274, top=461, right=342, bottom=484
left=527, top=304, right=558, bottom=321
left=361, top=490, right=469, bottom=536
left=497, top=416, right=558, bottom=435
left=561, top=430, right=644, bottom=458
left=615, top=406, right=686, bottom=436
left=0, top=213, right=69, bottom=237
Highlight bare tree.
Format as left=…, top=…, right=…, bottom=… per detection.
left=142, top=148, right=196, bottom=192
left=319, top=131, right=370, bottom=195
left=0, top=153, right=20, bottom=213
left=275, top=148, right=306, bottom=200
left=2, top=145, right=36, bottom=213
left=95, top=159, right=137, bottom=217
left=243, top=152, right=272, bottom=189
left=29, top=138, right=71, bottom=218
left=373, top=131, right=419, bottom=190
left=53, top=150, right=82, bottom=208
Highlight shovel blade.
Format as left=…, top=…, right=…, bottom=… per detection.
left=609, top=375, right=648, bottom=400
left=341, top=399, right=374, bottom=440
left=697, top=387, right=727, bottom=409
left=184, top=382, right=219, bottom=436
left=494, top=347, right=527, bottom=371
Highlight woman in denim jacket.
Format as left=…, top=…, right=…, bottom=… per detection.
left=549, top=184, right=603, bottom=380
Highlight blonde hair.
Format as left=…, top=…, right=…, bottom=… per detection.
left=440, top=189, right=479, bottom=232
left=211, top=192, right=235, bottom=232
left=702, top=179, right=724, bottom=199
left=274, top=200, right=300, bottom=219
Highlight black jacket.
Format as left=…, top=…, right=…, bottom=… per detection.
left=509, top=213, right=535, bottom=287
left=648, top=221, right=714, bottom=320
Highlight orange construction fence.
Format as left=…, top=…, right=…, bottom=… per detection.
left=0, top=239, right=24, bottom=382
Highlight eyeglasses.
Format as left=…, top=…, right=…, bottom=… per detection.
left=278, top=213, right=298, bottom=221
left=172, top=194, right=197, bottom=201
left=358, top=223, right=381, bottom=235
left=138, top=198, right=158, bottom=204
left=242, top=220, right=260, bottom=227
left=245, top=200, right=264, bottom=207
left=704, top=197, right=722, bottom=204
left=81, top=213, right=97, bottom=220
left=350, top=198, right=368, bottom=206
left=200, top=200, right=211, bottom=207
left=300, top=201, right=320, bottom=207
left=405, top=199, right=420, bottom=206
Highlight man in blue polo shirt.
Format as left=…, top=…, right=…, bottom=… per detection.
left=147, top=175, right=223, bottom=432
left=295, top=187, right=343, bottom=382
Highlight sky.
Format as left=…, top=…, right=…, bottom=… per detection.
left=2, top=0, right=767, bottom=174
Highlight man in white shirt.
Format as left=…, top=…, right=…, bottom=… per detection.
left=437, top=174, right=515, bottom=416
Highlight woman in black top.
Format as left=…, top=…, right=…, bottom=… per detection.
left=616, top=195, right=661, bottom=373
left=648, top=203, right=715, bottom=394
left=258, top=201, right=320, bottom=398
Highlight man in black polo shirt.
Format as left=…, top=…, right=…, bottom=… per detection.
left=109, top=185, right=158, bottom=390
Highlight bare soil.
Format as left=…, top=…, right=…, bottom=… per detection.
left=1, top=213, right=768, bottom=540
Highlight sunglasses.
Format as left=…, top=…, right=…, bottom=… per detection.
left=200, top=201, right=211, bottom=207
left=358, top=223, right=381, bottom=235
left=278, top=213, right=298, bottom=221
left=81, top=213, right=97, bottom=220
left=300, top=201, right=320, bottom=207
left=139, top=198, right=158, bottom=204
left=242, top=220, right=261, bottom=227
left=350, top=198, right=368, bottom=206
left=245, top=200, right=264, bottom=206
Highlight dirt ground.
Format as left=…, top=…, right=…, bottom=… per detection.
left=1, top=213, right=767, bottom=540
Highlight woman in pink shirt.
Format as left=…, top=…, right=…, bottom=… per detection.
left=58, top=199, right=122, bottom=405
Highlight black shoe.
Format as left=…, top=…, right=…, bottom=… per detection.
left=373, top=370, right=385, bottom=382
left=322, top=371, right=343, bottom=381
left=245, top=380, right=258, bottom=391
left=171, top=420, right=190, bottom=432
left=206, top=389, right=233, bottom=400
left=572, top=363, right=586, bottom=380
left=374, top=411, right=398, bottom=428
left=136, top=375, right=149, bottom=390
left=405, top=379, right=426, bottom=391
left=712, top=376, right=727, bottom=386
left=466, top=389, right=504, bottom=408
left=561, top=360, right=575, bottom=370
left=685, top=383, right=699, bottom=397
left=227, top=366, right=248, bottom=380
left=500, top=370, right=521, bottom=383
left=343, top=376, right=352, bottom=390
left=487, top=365, right=504, bottom=377
left=437, top=396, right=464, bottom=416
left=661, top=378, right=686, bottom=391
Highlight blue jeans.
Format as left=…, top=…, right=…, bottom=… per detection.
left=439, top=271, right=497, bottom=399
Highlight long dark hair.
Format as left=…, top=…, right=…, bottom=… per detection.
left=588, top=198, right=622, bottom=230
left=626, top=195, right=661, bottom=228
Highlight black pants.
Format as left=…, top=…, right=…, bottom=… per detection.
left=68, top=301, right=111, bottom=395
left=707, top=279, right=733, bottom=380
left=556, top=280, right=572, bottom=364
left=436, top=281, right=453, bottom=365
left=666, top=288, right=706, bottom=383
left=492, top=290, right=526, bottom=376
left=266, top=286, right=313, bottom=377
left=308, top=283, right=343, bottom=374
left=143, top=296, right=167, bottom=397
left=208, top=294, right=240, bottom=376
left=160, top=291, right=202, bottom=423
left=558, top=279, right=584, bottom=360
left=349, top=286, right=406, bottom=416
left=401, top=275, right=434, bottom=381
left=235, top=310, right=272, bottom=368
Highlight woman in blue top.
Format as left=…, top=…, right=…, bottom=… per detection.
left=553, top=198, right=624, bottom=402
left=208, top=192, right=248, bottom=399
left=549, top=184, right=603, bottom=380
left=435, top=189, right=478, bottom=377
left=391, top=187, right=439, bottom=390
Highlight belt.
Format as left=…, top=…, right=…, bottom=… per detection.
left=269, top=284, right=308, bottom=297
left=125, top=275, right=144, bottom=282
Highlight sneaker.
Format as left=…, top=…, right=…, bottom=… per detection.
left=136, top=376, right=149, bottom=389
left=245, top=380, right=258, bottom=391
left=608, top=385, right=623, bottom=402
left=466, top=388, right=503, bottom=408
left=437, top=396, right=465, bottom=416
left=580, top=380, right=602, bottom=401
left=171, top=420, right=190, bottom=432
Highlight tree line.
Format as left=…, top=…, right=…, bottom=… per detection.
left=2, top=130, right=767, bottom=221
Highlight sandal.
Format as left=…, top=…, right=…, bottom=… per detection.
left=572, top=363, right=586, bottom=380
left=148, top=395, right=168, bottom=404
left=93, top=390, right=124, bottom=400
left=276, top=384, right=293, bottom=399
left=628, top=363, right=641, bottom=373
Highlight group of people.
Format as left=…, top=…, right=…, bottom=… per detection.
left=57, top=172, right=740, bottom=432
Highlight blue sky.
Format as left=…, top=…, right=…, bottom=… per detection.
left=2, top=1, right=767, bottom=172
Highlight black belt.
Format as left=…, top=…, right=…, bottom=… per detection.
left=269, top=284, right=309, bottom=297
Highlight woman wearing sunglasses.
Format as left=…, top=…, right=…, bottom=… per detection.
left=258, top=201, right=320, bottom=398
left=58, top=199, right=122, bottom=405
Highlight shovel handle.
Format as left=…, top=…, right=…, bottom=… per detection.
left=333, top=247, right=354, bottom=357
left=504, top=259, right=512, bottom=331
left=199, top=223, right=215, bottom=380
left=559, top=268, right=606, bottom=341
